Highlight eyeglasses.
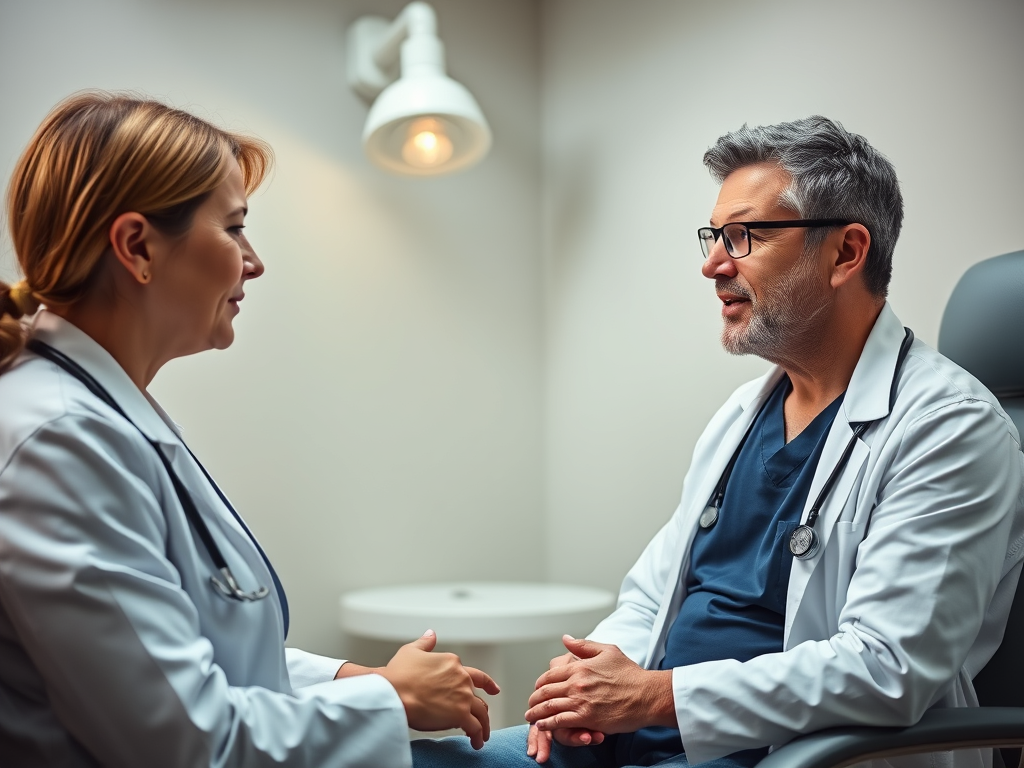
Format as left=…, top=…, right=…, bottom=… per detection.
left=697, top=219, right=853, bottom=259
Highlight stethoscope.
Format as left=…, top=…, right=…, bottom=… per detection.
left=698, top=327, right=915, bottom=560
left=26, top=339, right=289, bottom=626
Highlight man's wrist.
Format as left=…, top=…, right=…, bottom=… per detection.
left=641, top=669, right=677, bottom=728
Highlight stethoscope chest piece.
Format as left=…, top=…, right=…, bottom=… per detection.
left=699, top=505, right=719, bottom=530
left=789, top=524, right=820, bottom=559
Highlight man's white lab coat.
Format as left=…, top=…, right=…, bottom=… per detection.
left=589, top=304, right=1024, bottom=767
left=0, top=311, right=412, bottom=767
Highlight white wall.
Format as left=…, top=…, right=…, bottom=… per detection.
left=0, top=0, right=546, bottom=679
left=540, top=0, right=1024, bottom=591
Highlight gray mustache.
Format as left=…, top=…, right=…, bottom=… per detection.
left=715, top=279, right=753, bottom=301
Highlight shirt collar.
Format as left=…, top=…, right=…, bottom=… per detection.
left=841, top=301, right=908, bottom=424
left=737, top=301, right=908, bottom=425
left=29, top=310, right=183, bottom=447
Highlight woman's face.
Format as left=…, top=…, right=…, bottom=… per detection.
left=153, top=160, right=263, bottom=356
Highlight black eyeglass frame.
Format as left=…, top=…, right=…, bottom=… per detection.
left=697, top=218, right=854, bottom=259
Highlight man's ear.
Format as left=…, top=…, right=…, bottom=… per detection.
left=108, top=212, right=156, bottom=284
left=830, top=223, right=871, bottom=289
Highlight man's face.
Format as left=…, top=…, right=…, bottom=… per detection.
left=702, top=163, right=832, bottom=363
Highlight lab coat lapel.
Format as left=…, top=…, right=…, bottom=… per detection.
left=646, top=367, right=786, bottom=666
left=783, top=418, right=869, bottom=643
left=784, top=303, right=908, bottom=643
left=696, top=368, right=788, bottom=524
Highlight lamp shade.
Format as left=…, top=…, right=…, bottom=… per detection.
left=363, top=71, right=491, bottom=176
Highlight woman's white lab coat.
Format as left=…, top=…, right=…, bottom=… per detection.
left=588, top=303, right=1024, bottom=767
left=0, top=312, right=411, bottom=767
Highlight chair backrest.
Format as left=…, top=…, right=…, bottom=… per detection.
left=938, top=249, right=1024, bottom=710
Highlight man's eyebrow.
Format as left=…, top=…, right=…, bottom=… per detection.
left=710, top=206, right=754, bottom=226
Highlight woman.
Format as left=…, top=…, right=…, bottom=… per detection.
left=0, top=92, right=496, bottom=767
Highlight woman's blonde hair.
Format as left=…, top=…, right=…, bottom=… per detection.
left=0, top=91, right=273, bottom=368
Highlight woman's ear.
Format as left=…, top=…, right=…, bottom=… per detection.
left=108, top=212, right=156, bottom=284
left=830, top=223, right=871, bottom=289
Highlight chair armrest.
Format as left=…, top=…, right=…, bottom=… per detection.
left=756, top=707, right=1024, bottom=768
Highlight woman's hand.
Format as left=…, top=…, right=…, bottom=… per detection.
left=380, top=630, right=500, bottom=750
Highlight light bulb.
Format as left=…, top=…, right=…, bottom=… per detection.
left=402, top=118, right=453, bottom=168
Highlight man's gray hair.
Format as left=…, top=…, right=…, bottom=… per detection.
left=703, top=116, right=902, bottom=297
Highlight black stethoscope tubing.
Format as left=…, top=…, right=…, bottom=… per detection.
left=700, top=327, right=915, bottom=560
left=26, top=339, right=284, bottom=611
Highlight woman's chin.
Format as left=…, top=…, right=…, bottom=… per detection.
left=209, top=323, right=236, bottom=351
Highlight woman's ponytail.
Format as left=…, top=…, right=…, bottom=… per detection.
left=0, top=279, right=42, bottom=369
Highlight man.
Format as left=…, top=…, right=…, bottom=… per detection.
left=412, top=117, right=1024, bottom=768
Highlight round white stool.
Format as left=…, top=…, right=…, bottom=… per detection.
left=339, top=582, right=615, bottom=729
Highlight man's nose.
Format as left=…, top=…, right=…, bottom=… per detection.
left=701, top=237, right=738, bottom=280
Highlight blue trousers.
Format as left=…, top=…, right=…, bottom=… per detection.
left=411, top=725, right=761, bottom=768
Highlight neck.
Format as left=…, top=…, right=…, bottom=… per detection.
left=776, top=299, right=884, bottom=441
left=53, top=290, right=169, bottom=391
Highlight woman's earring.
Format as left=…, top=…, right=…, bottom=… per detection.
left=141, top=270, right=150, bottom=282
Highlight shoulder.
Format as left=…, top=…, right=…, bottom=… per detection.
left=0, top=353, right=154, bottom=478
left=0, top=358, right=169, bottom=547
left=896, top=340, right=1019, bottom=445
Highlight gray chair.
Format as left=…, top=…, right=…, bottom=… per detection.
left=757, top=250, right=1024, bottom=768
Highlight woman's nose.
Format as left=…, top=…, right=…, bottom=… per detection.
left=243, top=238, right=264, bottom=279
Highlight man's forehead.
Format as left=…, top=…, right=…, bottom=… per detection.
left=710, top=204, right=756, bottom=225
left=710, top=163, right=792, bottom=225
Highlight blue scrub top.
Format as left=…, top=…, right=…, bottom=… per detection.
left=619, top=378, right=845, bottom=766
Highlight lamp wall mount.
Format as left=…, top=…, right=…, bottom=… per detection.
left=348, top=3, right=439, bottom=103
left=347, top=2, right=491, bottom=176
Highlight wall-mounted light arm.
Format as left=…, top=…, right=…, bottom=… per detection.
left=347, top=2, right=491, bottom=176
left=372, top=3, right=437, bottom=82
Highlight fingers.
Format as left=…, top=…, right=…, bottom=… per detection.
left=561, top=634, right=603, bottom=659
left=528, top=681, right=571, bottom=709
left=535, top=727, right=553, bottom=763
left=533, top=663, right=574, bottom=690
left=408, top=628, right=437, bottom=652
left=525, top=696, right=576, bottom=726
left=465, top=665, right=501, bottom=695
left=553, top=727, right=601, bottom=747
left=533, top=650, right=578, bottom=692
left=534, top=712, right=586, bottom=732
left=527, top=724, right=553, bottom=763
left=473, top=695, right=491, bottom=744
left=548, top=651, right=575, bottom=670
left=460, top=695, right=489, bottom=750
left=529, top=724, right=602, bottom=764
left=527, top=723, right=538, bottom=757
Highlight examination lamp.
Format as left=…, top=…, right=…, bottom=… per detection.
left=347, top=1, right=491, bottom=177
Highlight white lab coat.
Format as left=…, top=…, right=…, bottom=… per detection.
left=0, top=312, right=411, bottom=767
left=588, top=303, right=1024, bottom=767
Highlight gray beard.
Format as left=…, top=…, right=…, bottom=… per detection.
left=719, top=253, right=832, bottom=365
